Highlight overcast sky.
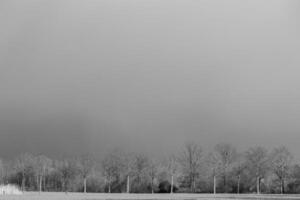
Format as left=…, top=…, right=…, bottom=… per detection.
left=1, top=0, right=300, bottom=160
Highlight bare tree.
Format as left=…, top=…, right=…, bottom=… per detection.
left=119, top=151, right=135, bottom=193
left=14, top=153, right=34, bottom=191
left=0, top=159, right=4, bottom=184
left=57, top=158, right=77, bottom=193
left=102, top=156, right=114, bottom=193
left=231, top=153, right=247, bottom=194
left=132, top=153, right=149, bottom=192
left=77, top=154, right=96, bottom=193
left=147, top=158, right=158, bottom=194
left=206, top=151, right=222, bottom=194
left=101, top=149, right=123, bottom=193
left=245, top=146, right=269, bottom=194
left=214, top=143, right=237, bottom=193
left=167, top=154, right=179, bottom=193
left=2, top=144, right=299, bottom=193
left=270, top=146, right=293, bottom=194
left=35, top=155, right=52, bottom=193
left=179, top=142, right=202, bottom=192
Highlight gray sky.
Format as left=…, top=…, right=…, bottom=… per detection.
left=1, top=0, right=300, bottom=160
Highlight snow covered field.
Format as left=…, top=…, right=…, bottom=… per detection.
left=1, top=193, right=300, bottom=200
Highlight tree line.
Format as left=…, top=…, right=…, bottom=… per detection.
left=1, top=143, right=300, bottom=194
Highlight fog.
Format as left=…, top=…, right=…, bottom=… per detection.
left=1, top=0, right=300, bottom=159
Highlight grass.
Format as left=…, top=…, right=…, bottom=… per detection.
left=1, top=193, right=300, bottom=200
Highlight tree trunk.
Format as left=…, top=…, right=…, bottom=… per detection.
left=171, top=175, right=174, bottom=194
left=223, top=169, right=226, bottom=193
left=62, top=180, right=65, bottom=192
left=22, top=174, right=25, bottom=192
left=108, top=176, right=111, bottom=193
left=213, top=175, right=216, bottom=194
left=43, top=174, right=46, bottom=192
left=36, top=175, right=39, bottom=191
left=193, top=179, right=196, bottom=193
left=237, top=175, right=240, bottom=194
left=281, top=178, right=284, bottom=194
left=190, top=174, right=193, bottom=192
left=39, top=175, right=42, bottom=193
left=126, top=175, right=130, bottom=193
left=84, top=177, right=87, bottom=193
left=256, top=176, right=260, bottom=194
left=151, top=177, right=154, bottom=194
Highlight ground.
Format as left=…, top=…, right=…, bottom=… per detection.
left=1, top=193, right=300, bottom=200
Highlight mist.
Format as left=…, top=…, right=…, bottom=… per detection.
left=1, top=0, right=300, bottom=159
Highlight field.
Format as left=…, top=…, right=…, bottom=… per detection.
left=1, top=193, right=300, bottom=200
